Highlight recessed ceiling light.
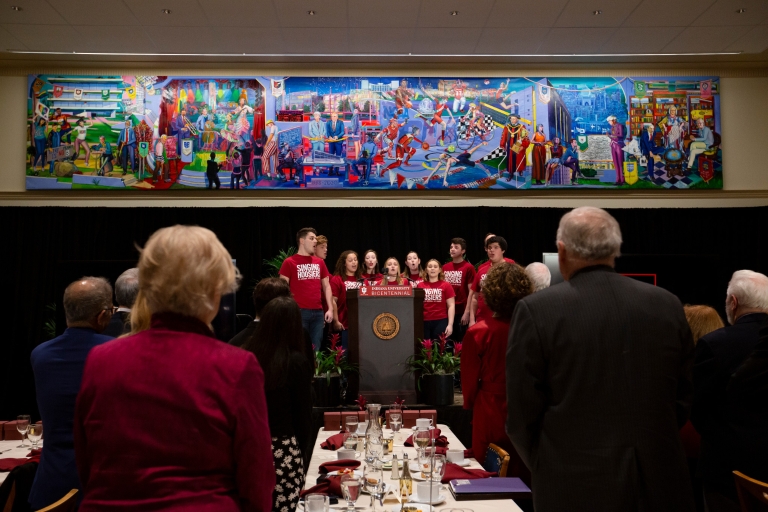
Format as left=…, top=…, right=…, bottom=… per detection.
left=307, top=10, right=316, bottom=15
left=161, top=9, right=171, bottom=14
left=736, top=8, right=746, bottom=13
left=450, top=10, right=459, bottom=16
left=593, top=10, right=602, bottom=15
left=10, top=6, right=22, bottom=11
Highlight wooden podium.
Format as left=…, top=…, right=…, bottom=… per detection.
left=346, top=285, right=424, bottom=404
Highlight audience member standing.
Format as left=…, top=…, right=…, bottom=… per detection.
left=461, top=263, right=531, bottom=474
left=524, top=262, right=551, bottom=292
left=74, top=225, right=274, bottom=512
left=443, top=237, right=476, bottom=342
left=506, top=206, right=695, bottom=512
left=28, top=277, right=115, bottom=510
left=691, top=270, right=768, bottom=512
left=241, top=297, right=313, bottom=512
left=103, top=268, right=138, bottom=337
left=229, top=277, right=291, bottom=347
left=279, top=227, right=334, bottom=350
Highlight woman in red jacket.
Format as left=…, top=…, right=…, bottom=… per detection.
left=74, top=226, right=275, bottom=512
left=461, top=262, right=531, bottom=475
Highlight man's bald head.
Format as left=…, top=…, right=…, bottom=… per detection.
left=63, top=277, right=113, bottom=327
left=556, top=207, right=622, bottom=280
left=525, top=262, right=551, bottom=292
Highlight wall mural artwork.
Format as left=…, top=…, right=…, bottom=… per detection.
left=26, top=75, right=721, bottom=191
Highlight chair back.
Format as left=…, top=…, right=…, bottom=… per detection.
left=35, top=489, right=78, bottom=512
left=483, top=443, right=510, bottom=477
left=733, top=471, right=768, bottom=512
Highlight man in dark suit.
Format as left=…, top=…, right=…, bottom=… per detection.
left=103, top=267, right=138, bottom=338
left=28, top=277, right=115, bottom=509
left=691, top=270, right=768, bottom=512
left=505, top=206, right=695, bottom=512
left=325, top=112, right=346, bottom=176
left=640, top=123, right=661, bottom=180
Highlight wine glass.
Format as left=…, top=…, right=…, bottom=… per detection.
left=340, top=472, right=362, bottom=512
left=345, top=416, right=359, bottom=435
left=413, top=427, right=431, bottom=460
left=363, top=464, right=385, bottom=511
left=16, top=415, right=30, bottom=448
left=27, top=423, right=43, bottom=450
left=420, top=451, right=446, bottom=482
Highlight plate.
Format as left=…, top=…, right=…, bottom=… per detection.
left=390, top=505, right=434, bottom=512
left=409, top=493, right=447, bottom=505
left=362, top=482, right=391, bottom=495
left=334, top=469, right=363, bottom=478
left=449, top=458, right=471, bottom=467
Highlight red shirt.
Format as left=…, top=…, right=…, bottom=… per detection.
left=279, top=254, right=329, bottom=310
left=406, top=272, right=424, bottom=288
left=471, top=258, right=515, bottom=322
left=443, top=260, right=476, bottom=307
left=361, top=272, right=382, bottom=284
left=330, top=275, right=361, bottom=329
left=417, top=280, right=455, bottom=321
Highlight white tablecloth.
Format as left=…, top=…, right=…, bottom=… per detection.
left=0, top=439, right=41, bottom=485
left=305, top=424, right=523, bottom=512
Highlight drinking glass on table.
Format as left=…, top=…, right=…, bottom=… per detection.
left=413, top=427, right=431, bottom=460
left=340, top=472, right=362, bottom=512
left=16, top=415, right=30, bottom=448
left=363, top=463, right=385, bottom=511
left=345, top=416, right=359, bottom=435
left=27, top=423, right=43, bottom=450
left=419, top=451, right=446, bottom=481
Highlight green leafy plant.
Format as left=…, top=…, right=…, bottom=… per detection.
left=405, top=333, right=462, bottom=377
left=263, top=246, right=296, bottom=277
left=42, top=302, right=57, bottom=340
left=315, top=333, right=358, bottom=383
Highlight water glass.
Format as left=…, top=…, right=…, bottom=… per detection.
left=345, top=416, right=359, bottom=434
left=27, top=423, right=43, bottom=450
left=305, top=493, right=329, bottom=512
left=363, top=464, right=385, bottom=511
left=419, top=452, right=446, bottom=481
left=16, top=415, right=30, bottom=448
left=413, top=427, right=431, bottom=460
left=340, top=472, right=362, bottom=512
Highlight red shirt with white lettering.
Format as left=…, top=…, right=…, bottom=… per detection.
left=330, top=275, right=361, bottom=329
left=406, top=272, right=424, bottom=288
left=471, top=258, right=515, bottom=322
left=417, top=280, right=455, bottom=321
left=442, top=260, right=476, bottom=307
left=279, top=254, right=329, bottom=310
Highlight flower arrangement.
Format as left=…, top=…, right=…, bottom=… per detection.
left=315, top=333, right=358, bottom=383
left=404, top=333, right=462, bottom=376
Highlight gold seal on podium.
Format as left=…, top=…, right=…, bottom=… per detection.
left=373, top=312, right=400, bottom=340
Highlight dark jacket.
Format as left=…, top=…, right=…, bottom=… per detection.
left=506, top=265, right=695, bottom=512
left=691, top=313, right=768, bottom=496
left=102, top=310, right=130, bottom=338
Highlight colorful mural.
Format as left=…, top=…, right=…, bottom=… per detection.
left=26, top=75, right=721, bottom=191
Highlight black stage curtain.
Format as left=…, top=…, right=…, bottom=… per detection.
left=2, top=205, right=767, bottom=420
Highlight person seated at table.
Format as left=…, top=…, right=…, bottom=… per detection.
left=461, top=262, right=532, bottom=477
left=28, top=277, right=116, bottom=510
left=240, top=296, right=313, bottom=512
left=74, top=225, right=275, bottom=512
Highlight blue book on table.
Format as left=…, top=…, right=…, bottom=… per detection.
left=449, top=478, right=531, bottom=501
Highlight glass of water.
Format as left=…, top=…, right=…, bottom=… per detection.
left=16, top=415, right=30, bottom=448
left=27, top=423, right=43, bottom=450
left=363, top=463, right=385, bottom=511
left=340, top=472, right=362, bottom=512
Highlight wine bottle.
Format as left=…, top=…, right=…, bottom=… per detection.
left=400, top=453, right=413, bottom=498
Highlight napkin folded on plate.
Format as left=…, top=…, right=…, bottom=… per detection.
left=404, top=428, right=448, bottom=448
left=320, top=431, right=347, bottom=450
left=318, top=459, right=361, bottom=475
left=440, top=463, right=496, bottom=484
left=300, top=475, right=343, bottom=498
left=0, top=451, right=41, bottom=472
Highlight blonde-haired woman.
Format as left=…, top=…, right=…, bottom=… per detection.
left=378, top=257, right=406, bottom=286
left=74, top=225, right=275, bottom=512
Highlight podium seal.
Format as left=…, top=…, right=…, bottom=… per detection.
left=373, top=313, right=400, bottom=340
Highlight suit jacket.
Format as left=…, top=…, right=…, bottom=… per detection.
left=74, top=313, right=275, bottom=512
left=691, top=313, right=768, bottom=495
left=326, top=119, right=344, bottom=139
left=102, top=310, right=130, bottom=338
left=640, top=132, right=659, bottom=157
left=228, top=320, right=259, bottom=347
left=506, top=265, right=695, bottom=512
left=28, top=328, right=114, bottom=509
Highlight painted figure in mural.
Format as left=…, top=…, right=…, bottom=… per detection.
left=219, top=114, right=239, bottom=152
left=117, top=119, right=137, bottom=175
left=466, top=103, right=483, bottom=134
left=46, top=123, right=63, bottom=175
left=394, top=79, right=415, bottom=114
left=607, top=115, right=626, bottom=185
left=377, top=117, right=406, bottom=158
left=251, top=100, right=265, bottom=143
left=262, top=119, right=279, bottom=179
left=195, top=105, right=212, bottom=149
left=174, top=108, right=194, bottom=148
left=348, top=108, right=362, bottom=157
left=326, top=112, right=345, bottom=176
left=500, top=114, right=530, bottom=181
left=72, top=117, right=93, bottom=167
left=687, top=117, right=714, bottom=169
left=351, top=133, right=378, bottom=186
left=531, top=124, right=548, bottom=185
left=277, top=142, right=300, bottom=182
left=308, top=112, right=326, bottom=154
left=229, top=151, right=243, bottom=190
left=657, top=105, right=687, bottom=150
left=423, top=141, right=489, bottom=187
left=91, top=135, right=113, bottom=176
left=153, top=134, right=169, bottom=183
left=382, top=127, right=424, bottom=174
left=158, top=88, right=174, bottom=137
left=206, top=152, right=221, bottom=190
left=640, top=123, right=661, bottom=180
left=135, top=120, right=153, bottom=180
left=545, top=136, right=565, bottom=183
left=239, top=141, right=253, bottom=184
left=252, top=137, right=264, bottom=180
left=495, top=79, right=510, bottom=100
left=232, top=93, right=254, bottom=145
left=51, top=108, right=72, bottom=144
left=561, top=139, right=581, bottom=185
left=452, top=79, right=468, bottom=112
left=419, top=88, right=455, bottom=146
left=31, top=116, right=48, bottom=173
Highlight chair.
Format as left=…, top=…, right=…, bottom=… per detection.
left=35, top=489, right=78, bottom=512
left=483, top=443, right=510, bottom=477
left=733, top=471, right=768, bottom=512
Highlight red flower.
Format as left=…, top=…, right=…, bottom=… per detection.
left=422, top=339, right=433, bottom=361
left=453, top=342, right=463, bottom=356
left=438, top=333, right=448, bottom=355
left=329, top=333, right=341, bottom=350
left=334, top=347, right=345, bottom=365
left=394, top=397, right=405, bottom=406
left=355, top=394, right=367, bottom=411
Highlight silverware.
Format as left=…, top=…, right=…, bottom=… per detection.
left=0, top=448, right=13, bottom=454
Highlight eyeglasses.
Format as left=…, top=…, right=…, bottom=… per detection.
left=103, top=306, right=118, bottom=315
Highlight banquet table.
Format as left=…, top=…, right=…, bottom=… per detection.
left=304, top=423, right=524, bottom=512
left=0, top=439, right=40, bottom=485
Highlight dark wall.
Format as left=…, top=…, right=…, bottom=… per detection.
left=2, top=205, right=767, bottom=420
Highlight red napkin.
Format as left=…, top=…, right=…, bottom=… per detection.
left=440, top=463, right=496, bottom=484
left=0, top=454, right=41, bottom=472
left=319, top=459, right=361, bottom=475
left=300, top=475, right=343, bottom=498
left=404, top=428, right=448, bottom=448
left=320, top=431, right=347, bottom=450
left=27, top=449, right=42, bottom=457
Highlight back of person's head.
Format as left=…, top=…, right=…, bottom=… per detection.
left=482, top=263, right=532, bottom=318
left=63, top=276, right=113, bottom=326
left=556, top=206, right=622, bottom=261
left=485, top=235, right=507, bottom=252
left=242, top=296, right=304, bottom=390
left=210, top=152, right=216, bottom=160
left=252, top=277, right=291, bottom=317
left=683, top=305, right=725, bottom=344
left=115, top=268, right=139, bottom=308
left=525, top=262, right=551, bottom=292
left=726, top=270, right=768, bottom=322
left=133, top=225, right=239, bottom=332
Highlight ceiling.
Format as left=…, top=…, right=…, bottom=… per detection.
left=1, top=0, right=768, bottom=66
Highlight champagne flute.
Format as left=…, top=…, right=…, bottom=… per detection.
left=16, top=415, right=30, bottom=448
left=413, top=427, right=431, bottom=461
left=363, top=464, right=384, bottom=511
left=27, top=423, right=43, bottom=450
left=340, top=472, right=362, bottom=512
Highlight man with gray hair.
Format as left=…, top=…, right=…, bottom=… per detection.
left=28, top=277, right=115, bottom=509
left=524, top=262, right=551, bottom=292
left=103, top=268, right=138, bottom=337
left=505, top=206, right=695, bottom=511
left=691, top=270, right=768, bottom=512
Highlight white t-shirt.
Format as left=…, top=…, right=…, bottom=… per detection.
left=74, top=125, right=88, bottom=140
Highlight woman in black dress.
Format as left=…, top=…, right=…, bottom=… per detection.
left=242, top=296, right=313, bottom=512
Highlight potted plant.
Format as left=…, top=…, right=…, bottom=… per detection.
left=314, top=334, right=358, bottom=407
left=405, top=334, right=462, bottom=406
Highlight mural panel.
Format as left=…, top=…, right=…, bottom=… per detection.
left=25, top=75, right=721, bottom=190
